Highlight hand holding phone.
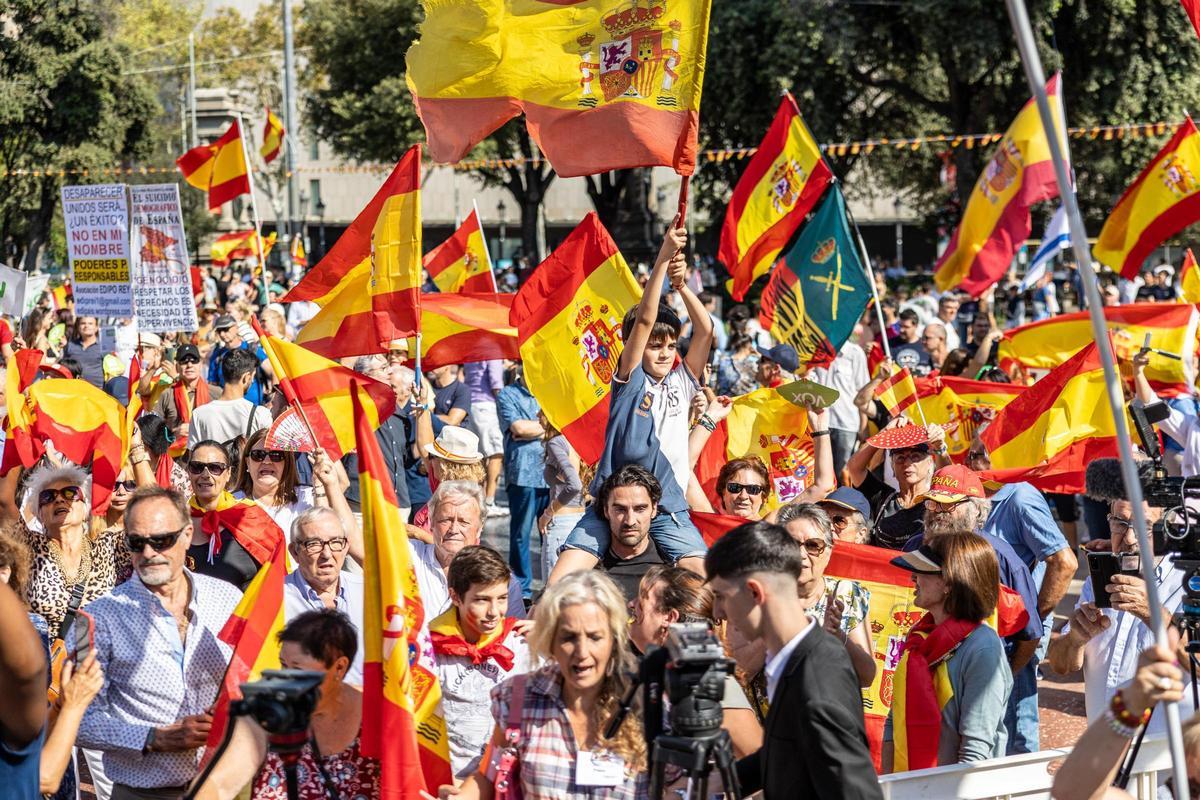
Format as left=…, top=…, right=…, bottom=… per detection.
left=1086, top=551, right=1121, bottom=609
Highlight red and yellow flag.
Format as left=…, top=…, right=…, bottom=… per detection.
left=289, top=234, right=307, bottom=269
left=874, top=363, right=920, bottom=418
left=718, top=92, right=833, bottom=300
left=353, top=382, right=452, bottom=797
left=1094, top=117, right=1200, bottom=278
left=49, top=283, right=71, bottom=311
left=261, top=107, right=286, bottom=164
left=1182, top=249, right=1200, bottom=303
left=934, top=74, right=1064, bottom=296
left=424, top=208, right=495, bottom=293
left=415, top=292, right=519, bottom=368
left=284, top=147, right=422, bottom=356
left=1, top=350, right=41, bottom=475
left=913, top=376, right=1025, bottom=460
left=998, top=301, right=1199, bottom=397
left=209, top=230, right=276, bottom=268
left=176, top=122, right=252, bottom=212
left=981, top=340, right=1120, bottom=493
left=510, top=213, right=641, bottom=464
left=405, top=0, right=711, bottom=178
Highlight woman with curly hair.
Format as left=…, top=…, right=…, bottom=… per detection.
left=715, top=456, right=772, bottom=520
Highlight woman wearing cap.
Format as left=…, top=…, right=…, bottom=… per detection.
left=883, top=533, right=1013, bottom=770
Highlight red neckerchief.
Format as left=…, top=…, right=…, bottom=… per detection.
left=429, top=612, right=518, bottom=671
left=169, top=379, right=211, bottom=454
left=187, top=492, right=282, bottom=565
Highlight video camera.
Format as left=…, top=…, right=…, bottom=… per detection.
left=232, top=669, right=325, bottom=745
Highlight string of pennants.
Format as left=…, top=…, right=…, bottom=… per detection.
left=0, top=120, right=1179, bottom=178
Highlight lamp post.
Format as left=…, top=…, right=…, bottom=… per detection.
left=315, top=198, right=327, bottom=261
left=497, top=198, right=508, bottom=259
left=893, top=196, right=904, bottom=269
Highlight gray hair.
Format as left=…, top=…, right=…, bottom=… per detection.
left=391, top=365, right=415, bottom=392
left=775, top=502, right=834, bottom=547
left=352, top=355, right=388, bottom=376
left=24, top=463, right=91, bottom=517
left=428, top=479, right=485, bottom=521
left=290, top=505, right=343, bottom=543
left=924, top=496, right=992, bottom=537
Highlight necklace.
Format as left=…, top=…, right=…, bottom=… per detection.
left=47, top=533, right=93, bottom=588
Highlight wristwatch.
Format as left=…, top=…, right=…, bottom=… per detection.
left=143, top=728, right=157, bottom=754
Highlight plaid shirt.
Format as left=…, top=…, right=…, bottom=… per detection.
left=490, top=664, right=648, bottom=800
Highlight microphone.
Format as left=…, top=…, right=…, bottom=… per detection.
left=1085, top=458, right=1156, bottom=501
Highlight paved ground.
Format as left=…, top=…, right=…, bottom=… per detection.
left=1039, top=573, right=1089, bottom=749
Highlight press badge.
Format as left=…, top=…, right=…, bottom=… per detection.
left=575, top=750, right=625, bottom=786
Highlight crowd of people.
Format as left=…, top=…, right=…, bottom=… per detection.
left=0, top=222, right=1197, bottom=800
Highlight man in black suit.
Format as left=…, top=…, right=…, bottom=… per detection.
left=707, top=521, right=883, bottom=800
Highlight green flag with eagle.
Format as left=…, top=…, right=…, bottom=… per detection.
left=758, top=185, right=872, bottom=369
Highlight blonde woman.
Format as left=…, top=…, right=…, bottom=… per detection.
left=440, top=570, right=648, bottom=799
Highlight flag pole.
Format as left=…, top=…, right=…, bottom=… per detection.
left=473, top=199, right=499, bottom=292
left=1005, top=2, right=1189, bottom=795
left=236, top=114, right=273, bottom=309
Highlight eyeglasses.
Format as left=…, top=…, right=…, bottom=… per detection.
left=800, top=538, right=829, bottom=557
left=177, top=355, right=200, bottom=365
left=187, top=461, right=228, bottom=476
left=249, top=449, right=286, bottom=463
left=298, top=537, right=348, bottom=555
left=1107, top=514, right=1134, bottom=532
left=125, top=526, right=188, bottom=553
left=725, top=482, right=765, bottom=497
left=966, top=450, right=987, bottom=463
left=892, top=446, right=931, bottom=462
left=828, top=514, right=851, bottom=530
left=38, top=486, right=84, bottom=507
left=114, top=480, right=137, bottom=492
left=924, top=498, right=964, bottom=511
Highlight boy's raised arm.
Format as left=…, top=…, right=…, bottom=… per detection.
left=618, top=220, right=687, bottom=382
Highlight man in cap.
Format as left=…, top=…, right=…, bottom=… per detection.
left=818, top=487, right=873, bottom=544
left=1137, top=264, right=1177, bottom=302
left=154, top=343, right=219, bottom=449
left=755, top=343, right=799, bottom=389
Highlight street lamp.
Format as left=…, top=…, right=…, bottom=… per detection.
left=893, top=196, right=904, bottom=270
left=315, top=198, right=327, bottom=261
left=497, top=199, right=508, bottom=258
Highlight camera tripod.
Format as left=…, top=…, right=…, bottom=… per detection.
left=647, top=728, right=742, bottom=800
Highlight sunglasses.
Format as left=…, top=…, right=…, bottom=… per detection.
left=177, top=355, right=200, bottom=365
left=114, top=480, right=137, bottom=492
left=187, top=461, right=228, bottom=476
left=125, top=526, right=188, bottom=554
left=725, top=482, right=765, bottom=497
left=800, top=538, right=829, bottom=557
left=38, top=486, right=84, bottom=507
left=249, top=449, right=286, bottom=463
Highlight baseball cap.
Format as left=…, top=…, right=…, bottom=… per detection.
left=756, top=343, right=799, bottom=374
left=890, top=544, right=944, bottom=575
left=920, top=464, right=986, bottom=504
left=819, top=487, right=871, bottom=521
left=175, top=344, right=201, bottom=362
left=213, top=315, right=237, bottom=331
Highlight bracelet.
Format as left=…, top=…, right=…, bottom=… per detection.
left=811, top=430, right=830, bottom=438
left=696, top=414, right=716, bottom=432
left=1103, top=708, right=1140, bottom=739
left=1110, top=689, right=1151, bottom=728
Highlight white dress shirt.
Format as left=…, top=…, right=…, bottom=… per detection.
left=409, top=540, right=526, bottom=621
left=808, top=342, right=869, bottom=433
left=763, top=615, right=816, bottom=704
left=1159, top=402, right=1200, bottom=478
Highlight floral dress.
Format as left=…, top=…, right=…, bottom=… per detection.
left=253, top=734, right=380, bottom=800
left=808, top=577, right=871, bottom=637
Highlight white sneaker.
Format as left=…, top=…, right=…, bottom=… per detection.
left=487, top=502, right=510, bottom=518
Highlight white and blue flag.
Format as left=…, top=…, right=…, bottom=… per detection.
left=1020, top=205, right=1070, bottom=291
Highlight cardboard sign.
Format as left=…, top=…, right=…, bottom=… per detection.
left=129, top=184, right=198, bottom=333
left=61, top=184, right=133, bottom=317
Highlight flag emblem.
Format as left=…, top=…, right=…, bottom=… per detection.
left=572, top=301, right=623, bottom=390
left=593, top=0, right=683, bottom=106
left=981, top=139, right=1023, bottom=203
left=769, top=159, right=807, bottom=213
left=811, top=238, right=836, bottom=264
left=1160, top=153, right=1199, bottom=198
left=756, top=431, right=813, bottom=502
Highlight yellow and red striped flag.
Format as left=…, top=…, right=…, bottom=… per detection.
left=49, top=283, right=71, bottom=311
left=718, top=92, right=833, bottom=301
left=1095, top=117, right=1200, bottom=278
left=874, top=363, right=920, bottom=418
left=423, top=208, right=495, bottom=293
left=352, top=382, right=452, bottom=797
left=913, top=375, right=1025, bottom=461
left=1, top=350, right=41, bottom=476
left=289, top=234, right=307, bottom=270
left=934, top=74, right=1064, bottom=296
left=415, top=292, right=519, bottom=368
left=998, top=301, right=1199, bottom=397
left=209, top=230, right=276, bottom=268
left=405, top=0, right=711, bottom=178
left=261, top=107, right=286, bottom=164
left=509, top=213, right=641, bottom=464
left=1181, top=249, right=1200, bottom=303
left=176, top=121, right=252, bottom=211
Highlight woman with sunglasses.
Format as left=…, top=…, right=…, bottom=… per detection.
left=93, top=426, right=158, bottom=538
left=185, top=440, right=284, bottom=590
left=714, top=456, right=772, bottom=519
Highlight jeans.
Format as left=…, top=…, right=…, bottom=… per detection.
left=542, top=510, right=584, bottom=582
left=506, top=485, right=548, bottom=597
left=561, top=505, right=707, bottom=561
left=1004, top=653, right=1040, bottom=754
left=829, top=428, right=858, bottom=479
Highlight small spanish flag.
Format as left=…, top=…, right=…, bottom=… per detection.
left=261, top=107, right=285, bottom=164
left=913, top=375, right=1024, bottom=461
left=289, top=234, right=307, bottom=269
left=874, top=363, right=920, bottom=418
left=423, top=208, right=495, bottom=292
left=415, top=292, right=519, bottom=368
left=210, top=229, right=276, bottom=267
left=176, top=121, right=251, bottom=212
left=1181, top=249, right=1200, bottom=303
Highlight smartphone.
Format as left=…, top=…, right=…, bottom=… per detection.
left=71, top=609, right=95, bottom=665
left=1087, top=551, right=1121, bottom=609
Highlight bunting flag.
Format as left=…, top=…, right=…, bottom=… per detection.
left=423, top=208, right=496, bottom=293
left=290, top=234, right=307, bottom=270
left=1094, top=117, right=1200, bottom=278
left=998, top=301, right=1199, bottom=397
left=413, top=293, right=519, bottom=368
left=283, top=147, right=423, bottom=356
left=913, top=376, right=1025, bottom=461
left=980, top=340, right=1119, bottom=493
left=261, top=107, right=286, bottom=164
left=874, top=363, right=920, bottom=418
left=405, top=0, right=711, bottom=178
left=693, top=384, right=814, bottom=511
left=933, top=74, right=1064, bottom=296
left=719, top=92, right=833, bottom=301
left=353, top=382, right=452, bottom=796
left=1181, top=249, right=1200, bottom=303
left=210, top=230, right=276, bottom=268
left=758, top=186, right=872, bottom=370
left=176, top=122, right=252, bottom=211
left=510, top=213, right=641, bottom=465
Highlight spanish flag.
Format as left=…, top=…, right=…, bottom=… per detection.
left=405, top=0, right=711, bottom=178
left=1, top=350, right=41, bottom=475
left=353, top=382, right=453, bottom=796
left=209, top=230, right=276, bottom=268
left=933, top=75, right=1064, bottom=296
left=260, top=107, right=285, bottom=164
left=1181, top=249, right=1200, bottom=303
left=415, top=293, right=519, bottom=368
left=998, top=301, right=1199, bottom=397
left=283, top=147, right=422, bottom=356
left=719, top=92, right=833, bottom=301
left=509, top=213, right=641, bottom=464
left=290, top=234, right=307, bottom=270
left=1094, top=117, right=1200, bottom=278
left=176, top=121, right=252, bottom=212
left=874, top=363, right=920, bottom=418
left=424, top=208, right=495, bottom=293
left=981, top=340, right=1119, bottom=493
left=913, top=376, right=1025, bottom=460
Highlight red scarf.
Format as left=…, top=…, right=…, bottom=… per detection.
left=428, top=608, right=518, bottom=671
left=169, top=379, right=212, bottom=455
left=188, top=492, right=282, bottom=566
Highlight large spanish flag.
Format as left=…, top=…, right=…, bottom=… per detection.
left=998, top=302, right=1199, bottom=397
left=1094, top=117, right=1200, bottom=278
left=933, top=75, right=1064, bottom=296
left=405, top=0, right=711, bottom=178
left=913, top=376, right=1025, bottom=460
left=510, top=213, right=641, bottom=464
left=353, top=383, right=452, bottom=797
left=981, top=340, right=1119, bottom=493
left=209, top=229, right=276, bottom=268
left=415, top=292, right=519, bottom=368
left=260, top=107, right=285, bottom=164
left=176, top=122, right=252, bottom=212
left=424, top=208, right=496, bottom=293
left=719, top=92, right=833, bottom=300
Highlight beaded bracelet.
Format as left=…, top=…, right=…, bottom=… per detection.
left=696, top=414, right=716, bottom=432
left=1103, top=708, right=1140, bottom=739
left=1110, top=689, right=1151, bottom=728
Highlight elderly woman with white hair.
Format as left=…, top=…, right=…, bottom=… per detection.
left=410, top=480, right=525, bottom=619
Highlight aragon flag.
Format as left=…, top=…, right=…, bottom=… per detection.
left=176, top=122, right=252, bottom=212
left=758, top=185, right=872, bottom=371
left=933, top=74, right=1064, bottom=296
left=423, top=208, right=496, bottom=292
left=405, top=0, right=711, bottom=178
left=1094, top=117, right=1200, bottom=278
left=261, top=107, right=285, bottom=164
left=719, top=92, right=833, bottom=301
left=510, top=213, right=641, bottom=464
left=1181, top=249, right=1200, bottom=303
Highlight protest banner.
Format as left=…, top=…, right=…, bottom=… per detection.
left=0, top=265, right=28, bottom=319
left=23, top=274, right=47, bottom=317
left=60, top=184, right=134, bottom=318
left=129, top=184, right=199, bottom=332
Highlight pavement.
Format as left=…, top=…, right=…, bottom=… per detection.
left=1039, top=572, right=1089, bottom=749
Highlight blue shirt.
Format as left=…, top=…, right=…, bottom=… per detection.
left=207, top=342, right=267, bottom=405
left=496, top=382, right=546, bottom=488
left=283, top=569, right=365, bottom=686
left=982, top=482, right=1069, bottom=588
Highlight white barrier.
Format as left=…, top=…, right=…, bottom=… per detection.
left=877, top=735, right=1172, bottom=800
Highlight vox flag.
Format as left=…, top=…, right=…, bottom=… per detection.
left=423, top=208, right=496, bottom=292
left=176, top=122, right=251, bottom=211
left=934, top=75, right=1064, bottom=296
left=510, top=213, right=641, bottom=464
left=405, top=0, right=711, bottom=178
left=719, top=92, right=833, bottom=301
left=758, top=186, right=871, bottom=370
left=261, top=107, right=285, bottom=163
left=1094, top=117, right=1200, bottom=278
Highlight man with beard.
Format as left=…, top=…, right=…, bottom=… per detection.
left=77, top=487, right=242, bottom=799
left=595, top=464, right=679, bottom=602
